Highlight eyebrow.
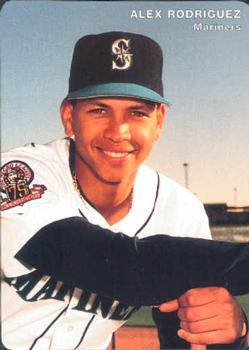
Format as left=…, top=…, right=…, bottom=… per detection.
left=85, top=100, right=156, bottom=110
left=129, top=104, right=156, bottom=110
left=85, top=101, right=110, bottom=108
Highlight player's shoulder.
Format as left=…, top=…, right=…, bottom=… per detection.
left=1, top=138, right=72, bottom=212
left=1, top=138, right=71, bottom=176
left=138, top=165, right=210, bottom=239
left=160, top=171, right=200, bottom=202
left=2, top=138, right=70, bottom=162
left=140, top=164, right=204, bottom=209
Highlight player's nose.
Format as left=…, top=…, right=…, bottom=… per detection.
left=103, top=118, right=131, bottom=143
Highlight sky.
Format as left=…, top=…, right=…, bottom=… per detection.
left=1, top=1, right=249, bottom=206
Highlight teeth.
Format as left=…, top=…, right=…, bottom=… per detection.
left=103, top=150, right=129, bottom=158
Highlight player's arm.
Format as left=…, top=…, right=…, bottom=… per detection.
left=15, top=216, right=249, bottom=306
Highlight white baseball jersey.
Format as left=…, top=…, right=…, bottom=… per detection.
left=1, top=138, right=211, bottom=350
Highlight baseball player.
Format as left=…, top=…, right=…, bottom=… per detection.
left=1, top=32, right=248, bottom=350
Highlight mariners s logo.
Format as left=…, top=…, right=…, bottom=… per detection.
left=0, top=160, right=47, bottom=211
left=112, top=38, right=133, bottom=70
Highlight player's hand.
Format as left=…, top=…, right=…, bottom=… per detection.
left=159, top=287, right=247, bottom=345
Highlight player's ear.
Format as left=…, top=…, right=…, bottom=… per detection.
left=60, top=100, right=74, bottom=137
left=154, top=104, right=167, bottom=141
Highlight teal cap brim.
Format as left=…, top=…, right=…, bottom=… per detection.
left=65, top=83, right=171, bottom=105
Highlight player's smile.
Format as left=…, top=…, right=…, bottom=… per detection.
left=61, top=97, right=165, bottom=184
left=95, top=145, right=136, bottom=163
left=102, top=150, right=130, bottom=158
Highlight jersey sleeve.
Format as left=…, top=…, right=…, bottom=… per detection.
left=15, top=216, right=249, bottom=306
left=1, top=143, right=76, bottom=278
left=187, top=201, right=212, bottom=239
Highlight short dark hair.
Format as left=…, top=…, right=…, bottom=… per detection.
left=69, top=99, right=78, bottom=108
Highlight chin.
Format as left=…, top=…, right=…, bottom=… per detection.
left=99, top=175, right=123, bottom=184
left=94, top=170, right=125, bottom=184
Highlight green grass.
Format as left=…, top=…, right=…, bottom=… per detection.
left=126, top=294, right=249, bottom=327
left=237, top=294, right=249, bottom=318
left=126, top=307, right=154, bottom=327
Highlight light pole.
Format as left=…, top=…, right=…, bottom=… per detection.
left=183, top=163, right=189, bottom=189
left=233, top=187, right=238, bottom=207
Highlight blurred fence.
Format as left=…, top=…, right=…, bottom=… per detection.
left=211, top=225, right=249, bottom=242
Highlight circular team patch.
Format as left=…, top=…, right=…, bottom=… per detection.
left=0, top=160, right=47, bottom=211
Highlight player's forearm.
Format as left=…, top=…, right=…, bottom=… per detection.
left=15, top=216, right=249, bottom=306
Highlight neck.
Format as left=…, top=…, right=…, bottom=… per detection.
left=74, top=159, right=135, bottom=225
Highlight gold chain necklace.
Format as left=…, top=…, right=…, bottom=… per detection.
left=73, top=175, right=86, bottom=203
left=72, top=175, right=134, bottom=209
left=128, top=187, right=134, bottom=209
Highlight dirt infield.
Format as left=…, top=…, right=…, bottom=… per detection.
left=107, top=327, right=159, bottom=350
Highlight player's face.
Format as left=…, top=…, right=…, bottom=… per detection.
left=61, top=97, right=165, bottom=184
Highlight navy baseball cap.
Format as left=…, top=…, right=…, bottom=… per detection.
left=65, top=31, right=170, bottom=105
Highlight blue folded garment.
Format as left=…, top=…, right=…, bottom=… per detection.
left=15, top=216, right=249, bottom=306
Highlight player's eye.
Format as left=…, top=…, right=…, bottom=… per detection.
left=131, top=110, right=149, bottom=118
left=88, top=108, right=106, bottom=114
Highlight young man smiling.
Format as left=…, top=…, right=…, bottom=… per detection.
left=1, top=32, right=248, bottom=350
left=61, top=97, right=165, bottom=224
